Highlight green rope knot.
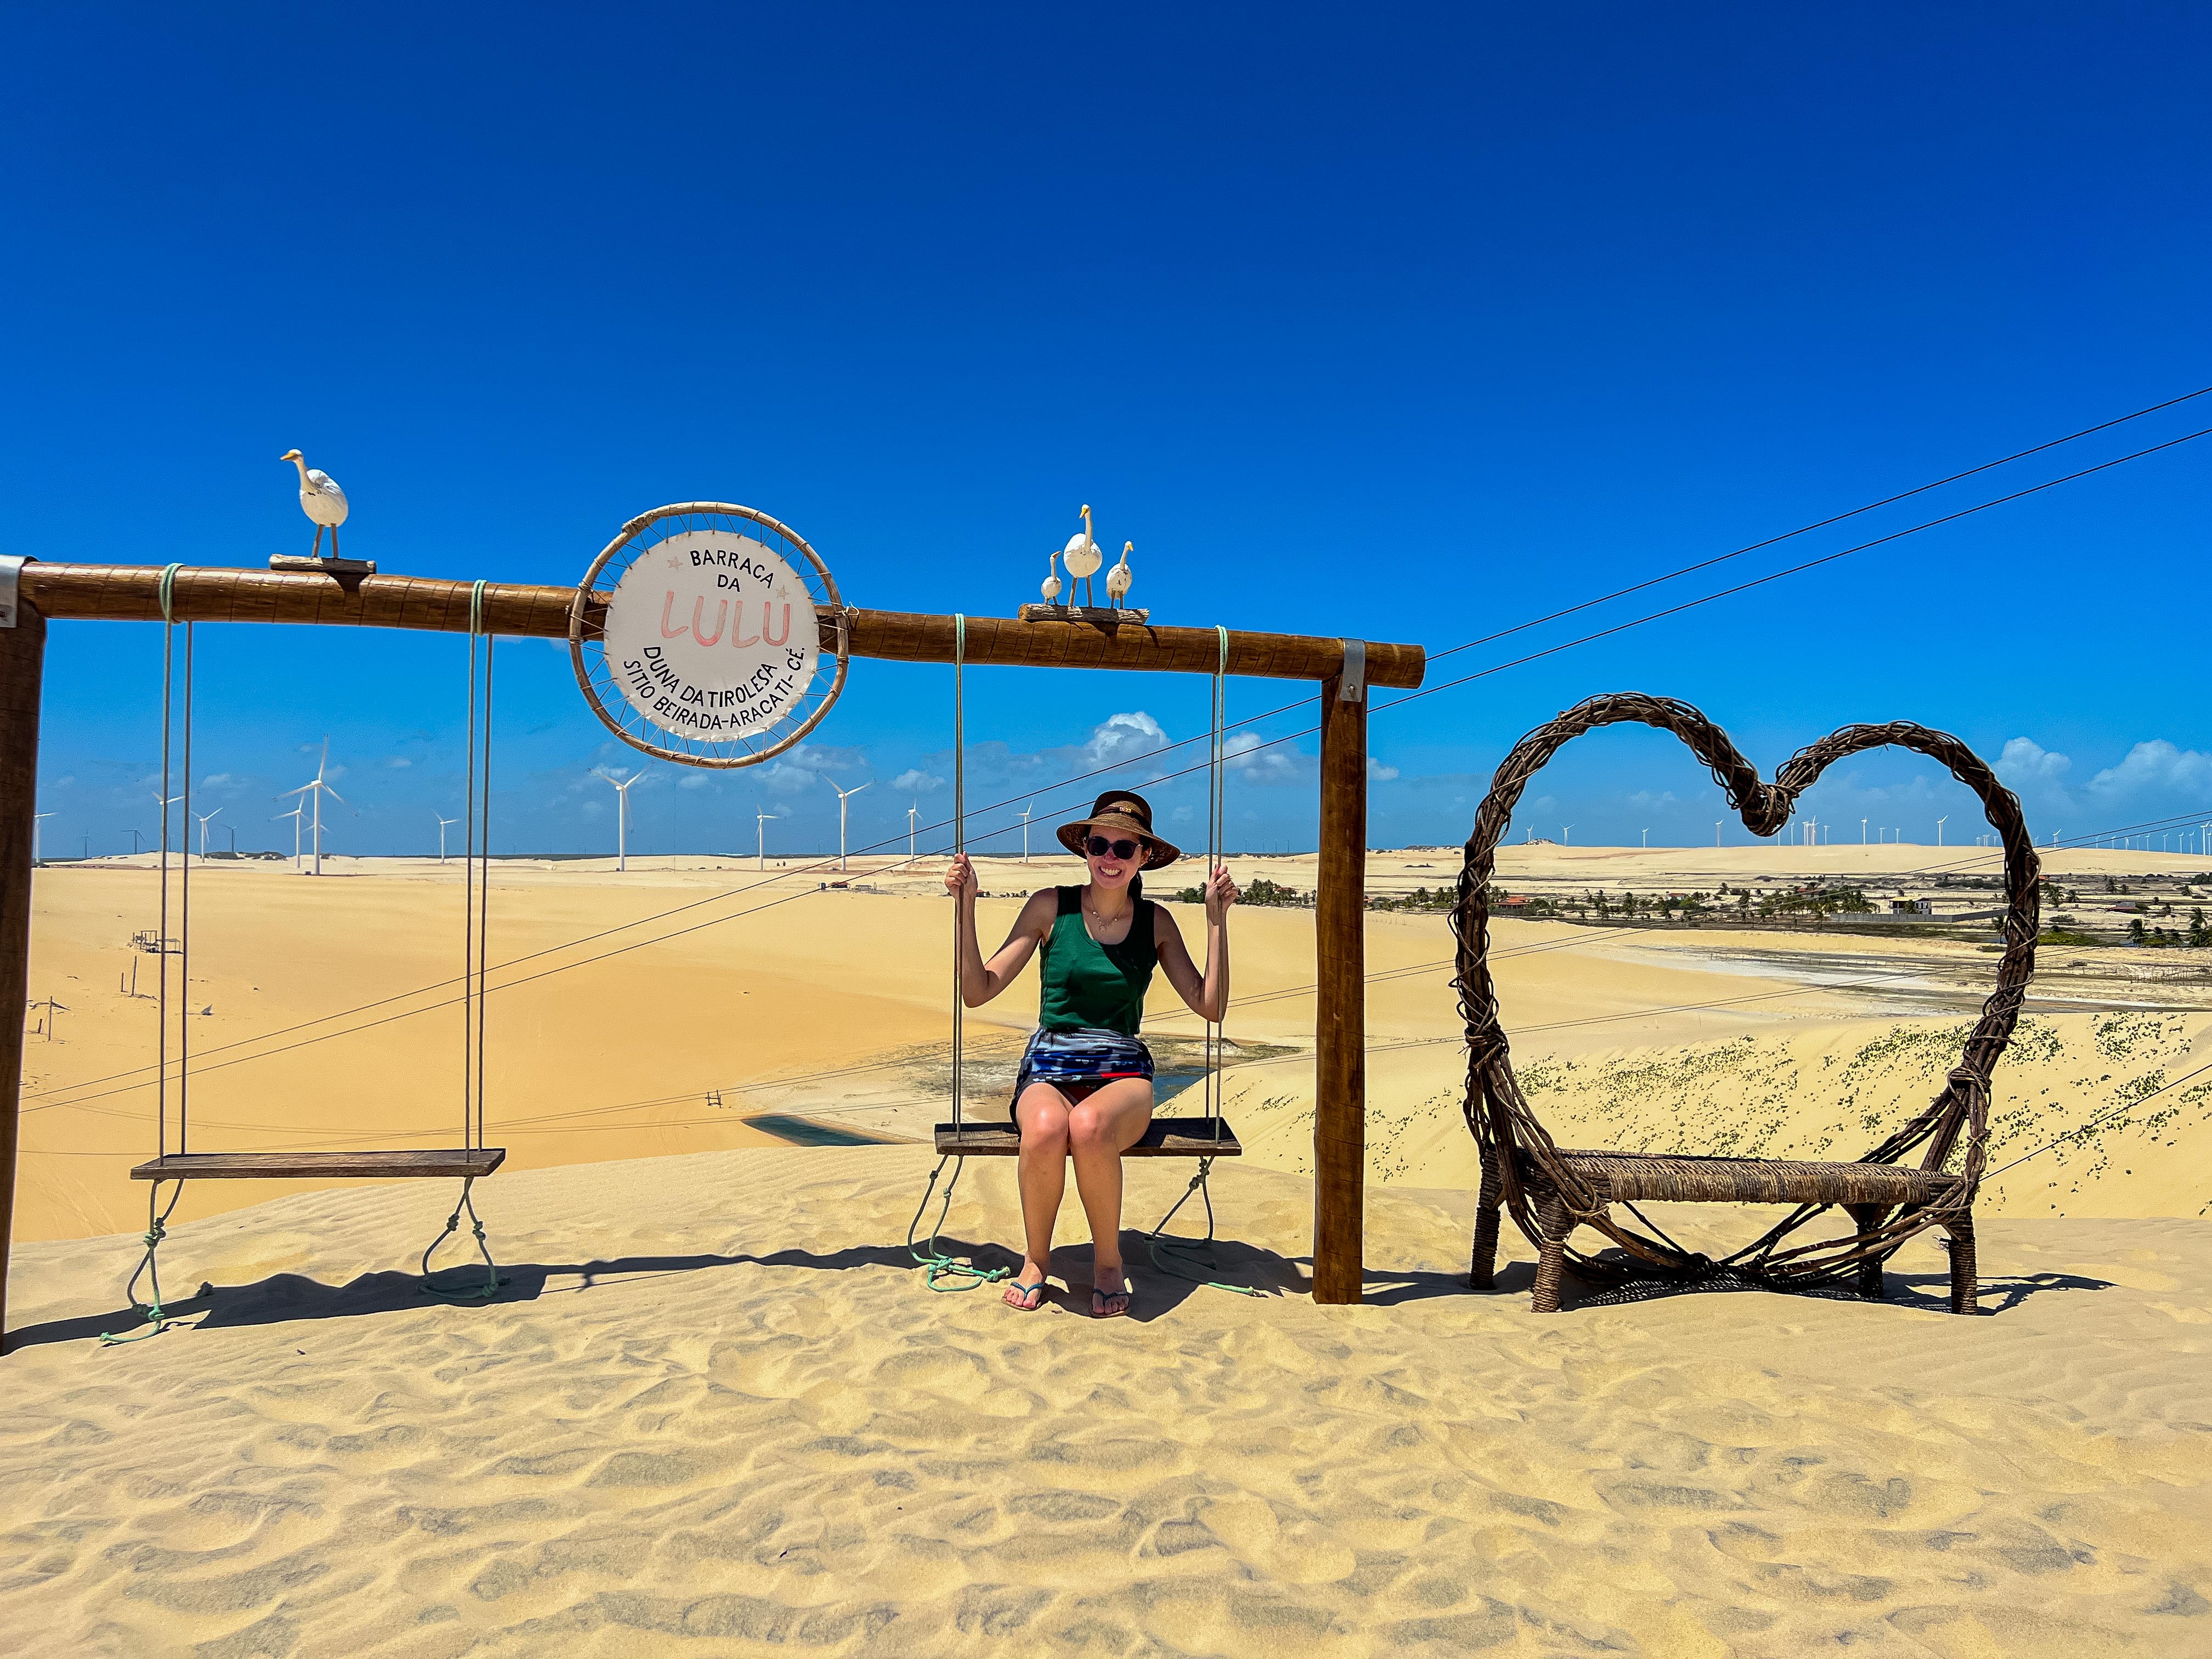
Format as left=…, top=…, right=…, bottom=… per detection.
left=906, top=1155, right=1011, bottom=1293
left=1148, top=1153, right=1262, bottom=1297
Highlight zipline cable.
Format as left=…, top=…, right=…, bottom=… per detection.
left=1420, top=383, right=2212, bottom=670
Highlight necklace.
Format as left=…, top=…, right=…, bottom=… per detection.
left=1084, top=890, right=1133, bottom=930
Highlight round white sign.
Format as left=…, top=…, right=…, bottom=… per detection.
left=600, top=531, right=821, bottom=742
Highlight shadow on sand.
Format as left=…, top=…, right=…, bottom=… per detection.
left=1369, top=1255, right=2118, bottom=1316
left=10, top=1231, right=1308, bottom=1351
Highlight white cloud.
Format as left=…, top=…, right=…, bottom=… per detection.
left=1082, top=712, right=1170, bottom=768
left=1225, top=732, right=1311, bottom=786
left=2089, top=740, right=2212, bottom=797
left=50, top=774, right=75, bottom=788
left=1995, top=737, right=2071, bottom=788
left=677, top=771, right=714, bottom=791
left=200, top=774, right=233, bottom=788
left=1368, top=758, right=1400, bottom=783
left=757, top=742, right=871, bottom=795
left=386, top=757, right=413, bottom=770
left=894, top=769, right=945, bottom=794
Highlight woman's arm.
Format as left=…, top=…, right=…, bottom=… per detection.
left=1155, top=864, right=1238, bottom=1022
left=946, top=856, right=1056, bottom=1008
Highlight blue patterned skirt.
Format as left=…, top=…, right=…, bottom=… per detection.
left=1011, top=1026, right=1155, bottom=1118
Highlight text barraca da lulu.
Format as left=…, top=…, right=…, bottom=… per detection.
left=614, top=540, right=817, bottom=737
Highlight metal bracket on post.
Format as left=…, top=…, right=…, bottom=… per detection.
left=0, top=556, right=29, bottom=629
left=1336, top=639, right=1367, bottom=703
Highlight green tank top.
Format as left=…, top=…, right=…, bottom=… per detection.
left=1039, top=886, right=1157, bottom=1036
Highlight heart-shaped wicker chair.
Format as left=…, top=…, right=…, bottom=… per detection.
left=1452, top=693, right=2039, bottom=1315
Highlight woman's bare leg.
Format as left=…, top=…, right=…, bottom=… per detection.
left=1008, top=1084, right=1073, bottom=1307
left=1067, top=1079, right=1155, bottom=1314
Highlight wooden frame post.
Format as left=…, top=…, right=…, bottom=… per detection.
left=0, top=595, right=46, bottom=1347
left=1312, top=653, right=1368, bottom=1303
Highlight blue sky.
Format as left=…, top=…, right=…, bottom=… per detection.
left=6, top=4, right=2209, bottom=861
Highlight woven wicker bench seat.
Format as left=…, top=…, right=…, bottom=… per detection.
left=1543, top=1150, right=1962, bottom=1207
left=1450, top=692, right=2039, bottom=1318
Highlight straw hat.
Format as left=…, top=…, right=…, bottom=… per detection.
left=1056, top=789, right=1181, bottom=870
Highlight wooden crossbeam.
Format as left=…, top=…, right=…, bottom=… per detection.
left=17, top=563, right=1425, bottom=688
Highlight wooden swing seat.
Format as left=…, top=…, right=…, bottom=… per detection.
left=130, top=1149, right=506, bottom=1181
left=934, top=1117, right=1242, bottom=1158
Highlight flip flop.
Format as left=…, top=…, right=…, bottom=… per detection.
left=1091, top=1280, right=1133, bottom=1319
left=1002, top=1280, right=1048, bottom=1311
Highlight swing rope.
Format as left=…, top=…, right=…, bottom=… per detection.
left=422, top=583, right=503, bottom=1299
left=1148, top=626, right=1260, bottom=1296
left=105, top=566, right=194, bottom=1344
left=909, top=613, right=1009, bottom=1291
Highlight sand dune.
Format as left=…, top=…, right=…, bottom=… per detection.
left=3, top=1147, right=2207, bottom=1655
left=20, top=850, right=2209, bottom=1245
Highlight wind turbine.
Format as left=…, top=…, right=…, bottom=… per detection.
left=594, top=769, right=646, bottom=872
left=1715, top=819, right=1723, bottom=847
left=1641, top=827, right=1649, bottom=848
left=907, top=802, right=919, bottom=861
left=435, top=814, right=460, bottom=864
left=826, top=777, right=871, bottom=872
left=755, top=808, right=777, bottom=871
left=1861, top=818, right=1867, bottom=845
left=1561, top=824, right=1572, bottom=847
left=1020, top=803, right=1035, bottom=863
left=272, top=804, right=305, bottom=870
left=31, top=811, right=55, bottom=866
left=1937, top=815, right=1948, bottom=848
left=193, top=806, right=223, bottom=861
left=150, top=789, right=182, bottom=851
left=279, top=739, right=349, bottom=876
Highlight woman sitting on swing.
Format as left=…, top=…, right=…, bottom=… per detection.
left=946, top=789, right=1238, bottom=1318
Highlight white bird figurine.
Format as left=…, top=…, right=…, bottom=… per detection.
left=281, top=449, right=349, bottom=560
left=1062, top=504, right=1103, bottom=607
left=1105, top=541, right=1133, bottom=609
left=1041, top=549, right=1064, bottom=607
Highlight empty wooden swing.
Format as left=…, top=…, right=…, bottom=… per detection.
left=104, top=578, right=509, bottom=1341
left=1452, top=692, right=2040, bottom=1316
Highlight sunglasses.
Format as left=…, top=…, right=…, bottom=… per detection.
left=1085, top=836, right=1144, bottom=861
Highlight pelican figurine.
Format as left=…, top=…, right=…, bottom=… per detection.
left=1105, top=541, right=1133, bottom=610
left=1063, top=504, right=1103, bottom=607
left=1041, top=549, right=1064, bottom=606
left=280, top=449, right=349, bottom=560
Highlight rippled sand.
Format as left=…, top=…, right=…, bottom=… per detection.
left=4, top=1146, right=2208, bottom=1655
